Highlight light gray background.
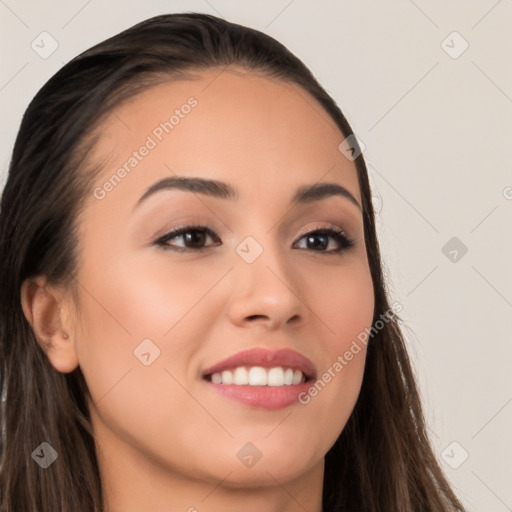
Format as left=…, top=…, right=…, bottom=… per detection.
left=1, top=1, right=511, bottom=510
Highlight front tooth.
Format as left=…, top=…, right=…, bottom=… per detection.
left=267, top=367, right=285, bottom=386
left=233, top=367, right=249, bottom=385
left=284, top=368, right=294, bottom=385
left=221, top=370, right=233, bottom=384
left=292, top=369, right=302, bottom=385
left=248, top=366, right=267, bottom=385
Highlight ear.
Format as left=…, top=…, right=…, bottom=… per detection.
left=20, top=276, right=79, bottom=373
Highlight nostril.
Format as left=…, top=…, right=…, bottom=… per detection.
left=247, top=315, right=267, bottom=321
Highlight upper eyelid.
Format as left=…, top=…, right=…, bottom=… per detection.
left=295, top=225, right=347, bottom=238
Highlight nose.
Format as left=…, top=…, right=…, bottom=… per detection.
left=227, top=246, right=307, bottom=331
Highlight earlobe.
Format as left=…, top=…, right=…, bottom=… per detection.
left=20, top=276, right=79, bottom=373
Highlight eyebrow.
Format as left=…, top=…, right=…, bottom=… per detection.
left=134, top=176, right=361, bottom=211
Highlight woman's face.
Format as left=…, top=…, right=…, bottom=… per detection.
left=67, top=68, right=374, bottom=487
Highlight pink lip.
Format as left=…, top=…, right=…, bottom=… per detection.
left=202, top=348, right=316, bottom=410
left=202, top=348, right=317, bottom=379
left=206, top=383, right=312, bottom=410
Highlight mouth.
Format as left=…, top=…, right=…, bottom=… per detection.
left=201, top=348, right=316, bottom=410
left=202, top=347, right=316, bottom=384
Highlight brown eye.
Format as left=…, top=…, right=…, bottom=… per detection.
left=293, top=228, right=355, bottom=253
left=154, top=225, right=220, bottom=253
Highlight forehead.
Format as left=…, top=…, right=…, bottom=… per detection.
left=85, top=68, right=361, bottom=210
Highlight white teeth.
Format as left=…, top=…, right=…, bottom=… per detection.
left=248, top=366, right=267, bottom=385
left=221, top=370, right=233, bottom=384
left=233, top=367, right=249, bottom=385
left=209, top=366, right=305, bottom=386
left=267, top=367, right=284, bottom=386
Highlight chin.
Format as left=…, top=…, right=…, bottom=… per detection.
left=201, top=439, right=323, bottom=488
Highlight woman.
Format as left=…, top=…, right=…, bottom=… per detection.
left=0, top=13, right=467, bottom=512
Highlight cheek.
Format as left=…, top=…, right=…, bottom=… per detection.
left=72, top=250, right=226, bottom=401
left=307, top=256, right=375, bottom=353
left=72, top=264, right=212, bottom=460
left=297, top=259, right=374, bottom=425
left=75, top=245, right=219, bottom=343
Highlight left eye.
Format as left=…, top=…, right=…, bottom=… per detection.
left=293, top=227, right=355, bottom=253
left=154, top=224, right=355, bottom=254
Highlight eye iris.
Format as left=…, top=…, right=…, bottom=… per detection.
left=184, top=230, right=206, bottom=248
left=307, top=233, right=328, bottom=250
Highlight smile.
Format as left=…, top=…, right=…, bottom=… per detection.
left=206, top=366, right=306, bottom=386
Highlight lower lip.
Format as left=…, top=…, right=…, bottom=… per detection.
left=205, top=381, right=311, bottom=410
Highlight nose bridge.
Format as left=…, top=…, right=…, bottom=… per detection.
left=228, top=232, right=305, bottom=327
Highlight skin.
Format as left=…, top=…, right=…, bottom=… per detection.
left=21, top=67, right=375, bottom=512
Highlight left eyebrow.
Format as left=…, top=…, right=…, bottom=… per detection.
left=133, top=176, right=361, bottom=211
left=292, top=182, right=361, bottom=210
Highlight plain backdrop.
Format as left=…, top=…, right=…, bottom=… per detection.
left=1, top=1, right=511, bottom=510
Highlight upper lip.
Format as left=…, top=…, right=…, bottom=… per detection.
left=202, top=348, right=317, bottom=380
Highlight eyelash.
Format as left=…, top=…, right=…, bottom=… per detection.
left=153, top=224, right=355, bottom=255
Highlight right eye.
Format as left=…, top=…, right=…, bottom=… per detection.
left=153, top=224, right=221, bottom=253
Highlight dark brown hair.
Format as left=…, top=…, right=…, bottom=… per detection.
left=0, top=12, right=466, bottom=511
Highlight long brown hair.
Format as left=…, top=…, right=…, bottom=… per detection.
left=0, top=13, right=466, bottom=511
